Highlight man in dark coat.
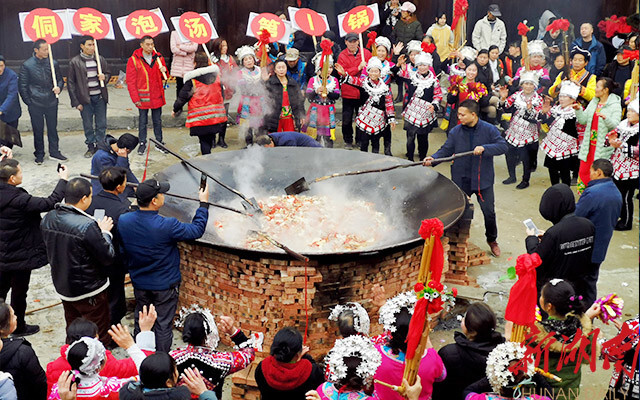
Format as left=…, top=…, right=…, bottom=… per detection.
left=257, top=132, right=322, bottom=148
left=118, top=179, right=209, bottom=352
left=0, top=157, right=68, bottom=336
left=18, top=39, right=66, bottom=164
left=526, top=183, right=596, bottom=303
left=0, top=55, right=22, bottom=135
left=424, top=99, right=508, bottom=257
left=575, top=159, right=622, bottom=306
left=91, top=133, right=139, bottom=198
left=86, top=167, right=131, bottom=326
left=41, top=178, right=116, bottom=345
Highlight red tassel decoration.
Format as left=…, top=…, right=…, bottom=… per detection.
left=405, top=298, right=427, bottom=360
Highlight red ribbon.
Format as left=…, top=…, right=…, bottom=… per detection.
left=546, top=18, right=570, bottom=34
left=504, top=253, right=542, bottom=326
left=518, top=22, right=532, bottom=36
left=256, top=29, right=271, bottom=61
left=405, top=297, right=427, bottom=360
left=598, top=15, right=632, bottom=38
left=319, top=39, right=333, bottom=69
left=421, top=42, right=436, bottom=54
left=366, top=31, right=377, bottom=49
left=452, top=0, right=468, bottom=31
left=418, top=218, right=444, bottom=284
left=623, top=49, right=640, bottom=61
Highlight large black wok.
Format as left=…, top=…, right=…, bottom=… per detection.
left=155, top=147, right=466, bottom=256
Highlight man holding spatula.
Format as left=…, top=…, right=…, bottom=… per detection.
left=424, top=99, right=507, bottom=257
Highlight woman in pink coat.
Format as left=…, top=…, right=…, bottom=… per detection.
left=170, top=30, right=199, bottom=99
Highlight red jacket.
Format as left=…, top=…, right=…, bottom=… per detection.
left=337, top=48, right=371, bottom=100
left=126, top=48, right=167, bottom=109
left=46, top=344, right=139, bottom=396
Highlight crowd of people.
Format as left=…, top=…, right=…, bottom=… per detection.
left=0, top=2, right=638, bottom=400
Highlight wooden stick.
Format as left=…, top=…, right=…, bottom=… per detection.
left=418, top=235, right=435, bottom=283
left=359, top=32, right=365, bottom=63
left=202, top=43, right=213, bottom=65
left=94, top=39, right=105, bottom=88
left=374, top=379, right=401, bottom=391
left=535, top=367, right=562, bottom=382
left=48, top=44, right=59, bottom=98
left=153, top=46, right=168, bottom=80
left=312, top=35, right=318, bottom=49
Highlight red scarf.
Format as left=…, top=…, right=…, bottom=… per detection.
left=261, top=356, right=313, bottom=391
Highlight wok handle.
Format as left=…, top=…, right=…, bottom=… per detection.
left=430, top=150, right=476, bottom=165
left=149, top=138, right=254, bottom=205
left=313, top=150, right=476, bottom=182
left=80, top=173, right=248, bottom=216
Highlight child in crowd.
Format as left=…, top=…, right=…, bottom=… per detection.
left=602, top=315, right=639, bottom=400
left=255, top=327, right=324, bottom=400
left=432, top=303, right=505, bottom=400
left=170, top=305, right=260, bottom=399
left=511, top=41, right=551, bottom=95
left=304, top=53, right=340, bottom=148
left=235, top=45, right=265, bottom=145
left=368, top=36, right=397, bottom=155
left=463, top=342, right=552, bottom=400
left=540, top=81, right=581, bottom=186
left=118, top=353, right=218, bottom=400
left=606, top=98, right=639, bottom=231
left=373, top=291, right=446, bottom=400
left=211, top=38, right=237, bottom=131
left=396, top=51, right=443, bottom=161
left=336, top=58, right=396, bottom=154
left=499, top=71, right=544, bottom=189
left=48, top=325, right=147, bottom=399
left=548, top=53, right=566, bottom=86
left=532, top=279, right=601, bottom=400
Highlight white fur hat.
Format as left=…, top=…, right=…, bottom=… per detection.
left=235, top=45, right=257, bottom=63
left=520, top=70, right=540, bottom=88
left=459, top=46, right=478, bottom=61
left=559, top=80, right=581, bottom=100
left=528, top=40, right=547, bottom=56
left=629, top=98, right=639, bottom=114
left=375, top=36, right=392, bottom=52
left=414, top=51, right=433, bottom=66
left=406, top=40, right=422, bottom=54
left=367, top=57, right=383, bottom=72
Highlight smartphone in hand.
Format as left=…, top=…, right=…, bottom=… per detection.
left=200, top=173, right=207, bottom=191
left=57, top=163, right=62, bottom=172
left=523, top=218, right=539, bottom=235
left=94, top=209, right=106, bottom=221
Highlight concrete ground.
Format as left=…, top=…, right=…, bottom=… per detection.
left=9, top=84, right=638, bottom=399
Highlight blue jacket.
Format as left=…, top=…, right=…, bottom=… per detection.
left=432, top=120, right=508, bottom=191
left=118, top=206, right=208, bottom=290
left=571, top=38, right=606, bottom=76
left=270, top=131, right=321, bottom=147
left=575, top=178, right=622, bottom=263
left=91, top=135, right=139, bottom=197
left=287, top=60, right=307, bottom=88
left=0, top=67, right=21, bottom=124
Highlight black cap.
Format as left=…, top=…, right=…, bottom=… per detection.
left=345, top=33, right=358, bottom=42
left=117, top=133, right=139, bottom=151
left=616, top=45, right=632, bottom=54
left=135, top=179, right=170, bottom=204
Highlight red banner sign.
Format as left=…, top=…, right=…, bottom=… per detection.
left=342, top=5, right=374, bottom=34
left=73, top=7, right=110, bottom=40
left=178, top=11, right=213, bottom=44
left=294, top=8, right=327, bottom=37
left=23, top=8, right=65, bottom=44
left=249, top=13, right=286, bottom=43
left=125, top=9, right=163, bottom=39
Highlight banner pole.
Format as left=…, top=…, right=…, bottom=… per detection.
left=94, top=39, right=105, bottom=88
left=48, top=44, right=59, bottom=98
left=359, top=32, right=365, bottom=63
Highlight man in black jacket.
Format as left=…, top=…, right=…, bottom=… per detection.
left=0, top=157, right=68, bottom=336
left=41, top=178, right=115, bottom=345
left=67, top=35, right=110, bottom=158
left=18, top=39, right=66, bottom=165
left=525, top=184, right=595, bottom=300
left=87, top=167, right=131, bottom=326
left=90, top=133, right=139, bottom=198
